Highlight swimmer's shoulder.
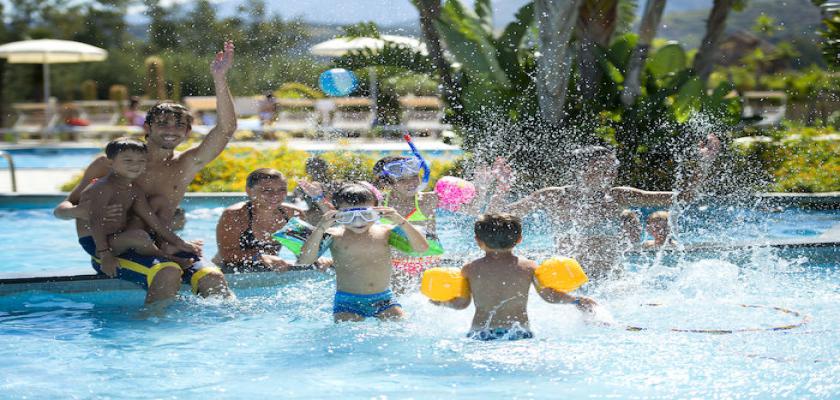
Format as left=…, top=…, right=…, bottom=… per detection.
left=419, top=191, right=439, bottom=208
left=530, top=186, right=572, bottom=201
left=220, top=201, right=248, bottom=219
left=280, top=202, right=305, bottom=217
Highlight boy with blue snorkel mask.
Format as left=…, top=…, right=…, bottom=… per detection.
left=298, top=183, right=428, bottom=322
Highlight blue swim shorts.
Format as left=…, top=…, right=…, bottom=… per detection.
left=467, top=327, right=534, bottom=341
left=79, top=236, right=220, bottom=293
left=333, top=289, right=401, bottom=318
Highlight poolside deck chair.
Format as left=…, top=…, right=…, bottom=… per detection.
left=0, top=102, right=61, bottom=141
left=400, top=96, right=450, bottom=137
left=330, top=97, right=374, bottom=136
left=70, top=100, right=134, bottom=141
left=272, top=98, right=318, bottom=134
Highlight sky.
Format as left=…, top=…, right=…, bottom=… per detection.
left=121, top=0, right=714, bottom=27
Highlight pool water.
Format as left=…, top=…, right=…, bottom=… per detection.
left=0, top=200, right=838, bottom=398
left=0, top=147, right=101, bottom=169
left=0, top=147, right=464, bottom=169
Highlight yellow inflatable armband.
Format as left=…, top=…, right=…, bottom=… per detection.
left=534, top=257, right=588, bottom=292
left=420, top=267, right=470, bottom=302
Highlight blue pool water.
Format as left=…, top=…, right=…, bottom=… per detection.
left=0, top=199, right=838, bottom=398
left=0, top=147, right=101, bottom=169
left=0, top=147, right=464, bottom=169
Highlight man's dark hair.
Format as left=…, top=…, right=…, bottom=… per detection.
left=105, top=138, right=147, bottom=159
left=474, top=213, right=523, bottom=250
left=332, top=183, right=378, bottom=207
left=246, top=168, right=286, bottom=188
left=144, top=102, right=194, bottom=126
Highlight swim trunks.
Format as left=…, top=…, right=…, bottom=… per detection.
left=467, top=328, right=534, bottom=341
left=333, top=289, right=401, bottom=318
left=79, top=236, right=220, bottom=293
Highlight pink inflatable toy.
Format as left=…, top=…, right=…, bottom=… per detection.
left=434, top=176, right=477, bottom=212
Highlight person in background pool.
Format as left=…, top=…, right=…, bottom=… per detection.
left=642, top=211, right=677, bottom=249
left=53, top=40, right=237, bottom=302
left=293, top=156, right=338, bottom=226
left=433, top=213, right=596, bottom=341
left=214, top=169, right=306, bottom=273
left=490, top=134, right=720, bottom=280
left=124, top=96, right=146, bottom=127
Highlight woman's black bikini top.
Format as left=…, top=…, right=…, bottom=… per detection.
left=239, top=201, right=285, bottom=253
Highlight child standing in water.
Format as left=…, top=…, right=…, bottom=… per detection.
left=433, top=213, right=597, bottom=341
left=298, top=183, right=428, bottom=322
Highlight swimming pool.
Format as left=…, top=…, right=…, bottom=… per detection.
left=0, top=146, right=464, bottom=170
left=0, top=197, right=838, bottom=398
left=0, top=147, right=101, bottom=169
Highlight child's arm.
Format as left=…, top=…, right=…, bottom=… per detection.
left=298, top=210, right=336, bottom=265
left=431, top=263, right=472, bottom=309
left=531, top=271, right=597, bottom=312
left=86, top=185, right=120, bottom=277
left=131, top=192, right=199, bottom=255
left=431, top=294, right=471, bottom=309
left=296, top=180, right=335, bottom=213
left=376, top=207, right=429, bottom=253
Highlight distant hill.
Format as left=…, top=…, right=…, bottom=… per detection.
left=125, top=0, right=823, bottom=66
left=657, top=0, right=824, bottom=67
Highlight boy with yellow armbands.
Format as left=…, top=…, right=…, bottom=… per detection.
left=428, top=213, right=597, bottom=341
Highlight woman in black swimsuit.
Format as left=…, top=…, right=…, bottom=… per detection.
left=215, top=168, right=304, bottom=273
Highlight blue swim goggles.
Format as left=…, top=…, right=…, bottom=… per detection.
left=335, top=207, right=381, bottom=225
left=379, top=134, right=431, bottom=193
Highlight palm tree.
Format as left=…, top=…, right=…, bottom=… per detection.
left=576, top=0, right=619, bottom=100
left=535, top=0, right=583, bottom=124
left=621, top=0, right=667, bottom=105
left=693, top=0, right=747, bottom=84
left=413, top=0, right=458, bottom=109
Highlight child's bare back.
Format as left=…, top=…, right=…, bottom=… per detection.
left=461, top=254, right=536, bottom=331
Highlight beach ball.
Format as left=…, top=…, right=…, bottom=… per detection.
left=319, top=68, right=358, bottom=97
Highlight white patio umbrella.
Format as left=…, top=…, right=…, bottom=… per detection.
left=0, top=39, right=108, bottom=117
left=309, top=35, right=427, bottom=58
left=310, top=35, right=427, bottom=125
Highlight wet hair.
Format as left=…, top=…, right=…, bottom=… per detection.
left=373, top=155, right=411, bottom=185
left=306, top=156, right=329, bottom=179
left=105, top=138, right=147, bottom=159
left=246, top=168, right=286, bottom=188
left=144, top=102, right=194, bottom=127
left=474, top=213, right=522, bottom=250
left=332, top=183, right=378, bottom=207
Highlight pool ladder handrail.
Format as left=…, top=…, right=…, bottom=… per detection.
left=0, top=150, right=17, bottom=192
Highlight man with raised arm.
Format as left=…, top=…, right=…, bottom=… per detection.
left=54, top=41, right=237, bottom=303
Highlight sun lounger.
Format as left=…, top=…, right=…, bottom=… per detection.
left=400, top=96, right=450, bottom=136
left=329, top=97, right=374, bottom=136
left=0, top=102, right=60, bottom=141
